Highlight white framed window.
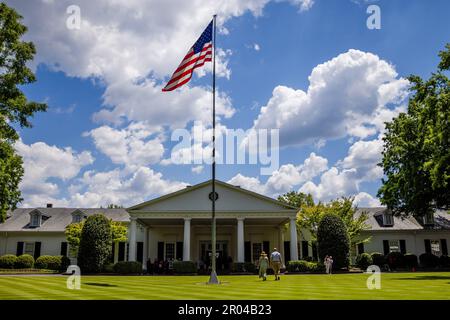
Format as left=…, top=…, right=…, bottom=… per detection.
left=73, top=214, right=82, bottom=223
left=165, top=242, right=175, bottom=260
left=30, top=214, right=41, bottom=227
left=383, top=213, right=394, bottom=226
left=252, top=243, right=262, bottom=263
left=389, top=240, right=400, bottom=253
left=24, top=242, right=35, bottom=256
left=431, top=240, right=441, bottom=256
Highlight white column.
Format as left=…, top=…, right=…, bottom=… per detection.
left=183, top=218, right=191, bottom=261
left=237, top=217, right=245, bottom=263
left=129, top=217, right=137, bottom=262
left=143, top=226, right=149, bottom=268
left=279, top=226, right=285, bottom=268
left=289, top=217, right=299, bottom=261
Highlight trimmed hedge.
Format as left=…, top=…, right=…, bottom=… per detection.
left=35, top=255, right=70, bottom=271
left=0, top=255, right=18, bottom=269
left=371, top=252, right=386, bottom=267
left=386, top=252, right=405, bottom=269
left=173, top=261, right=197, bottom=274
left=419, top=253, right=439, bottom=268
left=355, top=253, right=373, bottom=270
left=404, top=254, right=418, bottom=268
left=231, top=262, right=256, bottom=273
left=287, top=260, right=325, bottom=273
left=113, top=261, right=143, bottom=274
left=439, top=255, right=450, bottom=268
left=15, top=254, right=34, bottom=269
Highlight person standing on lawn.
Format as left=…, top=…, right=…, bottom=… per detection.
left=258, top=252, right=269, bottom=281
left=270, top=248, right=282, bottom=281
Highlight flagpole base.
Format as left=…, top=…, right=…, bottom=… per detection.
left=207, top=270, right=220, bottom=284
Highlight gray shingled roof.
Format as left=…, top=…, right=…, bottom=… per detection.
left=355, top=207, right=450, bottom=231
left=1, top=206, right=448, bottom=233
left=0, top=208, right=129, bottom=232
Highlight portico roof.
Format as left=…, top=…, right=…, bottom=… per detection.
left=127, top=180, right=298, bottom=218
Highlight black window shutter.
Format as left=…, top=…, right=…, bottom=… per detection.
left=312, top=242, right=318, bottom=260
left=383, top=240, right=389, bottom=255
left=118, top=242, right=125, bottom=261
left=283, top=241, right=291, bottom=263
left=301, top=241, right=309, bottom=258
left=16, top=242, right=24, bottom=256
left=60, top=242, right=68, bottom=256
left=400, top=240, right=406, bottom=254
left=424, top=239, right=431, bottom=254
left=157, top=242, right=164, bottom=261
left=34, top=242, right=41, bottom=260
left=136, top=242, right=144, bottom=263
left=440, top=239, right=448, bottom=256
left=263, top=241, right=270, bottom=254
left=244, top=241, right=251, bottom=262
left=357, top=243, right=365, bottom=254
left=110, top=242, right=115, bottom=262
left=176, top=242, right=183, bottom=260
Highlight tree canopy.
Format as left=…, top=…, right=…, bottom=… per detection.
left=297, top=197, right=370, bottom=247
left=0, top=3, right=47, bottom=222
left=378, top=43, right=450, bottom=216
left=65, top=217, right=128, bottom=257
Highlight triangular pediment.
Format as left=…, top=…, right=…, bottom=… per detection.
left=128, top=180, right=296, bottom=213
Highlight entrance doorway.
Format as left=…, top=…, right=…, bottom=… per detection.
left=199, top=241, right=231, bottom=273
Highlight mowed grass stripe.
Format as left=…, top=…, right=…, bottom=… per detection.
left=0, top=273, right=449, bottom=300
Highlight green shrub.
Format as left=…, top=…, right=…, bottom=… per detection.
left=231, top=262, right=245, bottom=273
left=0, top=255, right=18, bottom=269
left=102, top=263, right=115, bottom=273
left=15, top=254, right=34, bottom=269
left=113, top=261, right=143, bottom=274
left=302, top=256, right=314, bottom=262
left=317, top=214, right=350, bottom=270
left=244, top=262, right=256, bottom=273
left=35, top=255, right=70, bottom=271
left=386, top=252, right=405, bottom=269
left=439, top=255, right=450, bottom=267
left=287, top=260, right=324, bottom=273
left=78, top=214, right=112, bottom=273
left=287, top=260, right=310, bottom=272
left=371, top=252, right=386, bottom=266
left=355, top=253, right=373, bottom=270
left=419, top=253, right=439, bottom=268
left=173, top=261, right=197, bottom=274
left=231, top=262, right=256, bottom=273
left=404, top=254, right=418, bottom=268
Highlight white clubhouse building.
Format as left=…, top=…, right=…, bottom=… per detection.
left=0, top=180, right=449, bottom=268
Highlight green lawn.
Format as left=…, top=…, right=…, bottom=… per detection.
left=0, top=272, right=449, bottom=300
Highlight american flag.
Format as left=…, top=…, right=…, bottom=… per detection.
left=162, top=20, right=213, bottom=91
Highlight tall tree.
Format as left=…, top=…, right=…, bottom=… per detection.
left=0, top=3, right=47, bottom=222
left=77, top=214, right=113, bottom=273
left=378, top=43, right=450, bottom=217
left=277, top=191, right=314, bottom=209
left=297, top=197, right=370, bottom=247
left=317, top=214, right=350, bottom=270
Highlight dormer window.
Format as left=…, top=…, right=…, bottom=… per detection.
left=71, top=210, right=85, bottom=223
left=423, top=212, right=435, bottom=225
left=383, top=212, right=394, bottom=226
left=30, top=212, right=42, bottom=227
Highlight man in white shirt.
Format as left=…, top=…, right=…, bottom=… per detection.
left=270, top=248, right=282, bottom=281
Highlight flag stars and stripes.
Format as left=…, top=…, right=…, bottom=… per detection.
left=162, top=20, right=213, bottom=92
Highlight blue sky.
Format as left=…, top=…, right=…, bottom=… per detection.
left=8, top=0, right=450, bottom=208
